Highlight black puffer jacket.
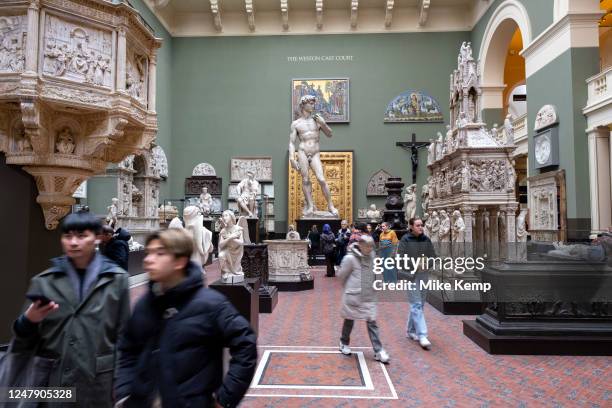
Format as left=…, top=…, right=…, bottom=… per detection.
left=101, top=228, right=131, bottom=271
left=115, top=262, right=257, bottom=408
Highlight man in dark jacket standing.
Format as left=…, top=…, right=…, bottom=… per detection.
left=11, top=212, right=131, bottom=407
left=115, top=228, right=257, bottom=408
left=100, top=226, right=131, bottom=271
left=397, top=217, right=436, bottom=350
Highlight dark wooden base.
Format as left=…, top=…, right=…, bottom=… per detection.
left=463, top=319, right=612, bottom=355
left=246, top=218, right=260, bottom=243
left=259, top=285, right=278, bottom=313
left=427, top=290, right=485, bottom=315
left=272, top=279, right=314, bottom=291
left=210, top=278, right=260, bottom=333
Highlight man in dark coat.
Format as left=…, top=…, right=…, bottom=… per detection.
left=100, top=226, right=131, bottom=271
left=11, top=212, right=131, bottom=407
left=335, top=219, right=352, bottom=265
left=115, top=228, right=257, bottom=408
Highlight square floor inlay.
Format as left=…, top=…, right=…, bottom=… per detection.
left=251, top=350, right=374, bottom=390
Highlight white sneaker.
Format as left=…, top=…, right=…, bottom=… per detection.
left=419, top=336, right=431, bottom=350
left=374, top=349, right=390, bottom=364
left=339, top=342, right=351, bottom=355
left=407, top=333, right=419, bottom=341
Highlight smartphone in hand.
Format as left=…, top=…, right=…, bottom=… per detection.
left=26, top=293, right=52, bottom=306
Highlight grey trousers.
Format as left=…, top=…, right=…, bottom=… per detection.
left=340, top=319, right=383, bottom=352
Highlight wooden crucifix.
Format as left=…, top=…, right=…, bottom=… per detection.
left=396, top=133, right=430, bottom=184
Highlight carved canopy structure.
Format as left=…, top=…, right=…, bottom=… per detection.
left=0, top=0, right=161, bottom=229
left=426, top=42, right=518, bottom=259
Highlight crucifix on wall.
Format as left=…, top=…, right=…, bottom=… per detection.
left=396, top=133, right=430, bottom=184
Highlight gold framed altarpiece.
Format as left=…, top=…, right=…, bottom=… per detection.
left=288, top=151, right=353, bottom=225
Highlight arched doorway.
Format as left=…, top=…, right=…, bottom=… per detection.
left=478, top=0, right=532, bottom=208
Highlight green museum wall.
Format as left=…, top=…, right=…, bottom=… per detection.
left=482, top=108, right=504, bottom=127
left=471, top=0, right=554, bottom=60
left=526, top=47, right=599, bottom=235
left=169, top=32, right=469, bottom=226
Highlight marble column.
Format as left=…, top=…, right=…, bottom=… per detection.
left=116, top=27, right=127, bottom=91
left=147, top=53, right=157, bottom=112
left=504, top=204, right=518, bottom=261
left=587, top=127, right=612, bottom=233
left=489, top=210, right=499, bottom=260
left=25, top=0, right=40, bottom=74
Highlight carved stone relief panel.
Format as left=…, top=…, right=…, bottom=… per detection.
left=151, top=146, right=167, bottom=178
left=469, top=160, right=509, bottom=192
left=184, top=176, right=222, bottom=196
left=0, top=15, right=26, bottom=73
left=42, top=14, right=113, bottom=87
left=192, top=162, right=216, bottom=176
left=231, top=157, right=272, bottom=182
left=367, top=169, right=392, bottom=196
left=528, top=177, right=558, bottom=231
left=126, top=47, right=147, bottom=103
left=534, top=105, right=558, bottom=132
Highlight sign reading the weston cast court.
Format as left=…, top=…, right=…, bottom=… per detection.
left=287, top=55, right=354, bottom=62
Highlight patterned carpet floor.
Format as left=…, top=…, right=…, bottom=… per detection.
left=131, top=261, right=611, bottom=408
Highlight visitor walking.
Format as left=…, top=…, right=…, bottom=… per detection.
left=335, top=220, right=351, bottom=265
left=320, top=224, right=336, bottom=277
left=8, top=212, right=130, bottom=407
left=398, top=217, right=436, bottom=350
left=378, top=222, right=399, bottom=283
left=306, top=224, right=321, bottom=264
left=337, top=235, right=390, bottom=364
left=100, top=225, right=131, bottom=271
left=115, top=228, right=257, bottom=408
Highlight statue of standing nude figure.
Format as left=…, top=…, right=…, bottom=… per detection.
left=289, top=95, right=339, bottom=218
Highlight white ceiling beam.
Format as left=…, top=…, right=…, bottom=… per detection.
left=350, top=0, right=358, bottom=28
left=210, top=0, right=222, bottom=32
left=384, top=0, right=394, bottom=28
left=246, top=0, right=255, bottom=31
left=316, top=0, right=323, bottom=30
left=280, top=0, right=289, bottom=31
left=418, top=0, right=431, bottom=27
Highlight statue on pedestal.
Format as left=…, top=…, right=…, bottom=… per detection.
left=218, top=210, right=245, bottom=283
left=236, top=170, right=259, bottom=218
left=452, top=210, right=466, bottom=243
left=106, top=197, right=119, bottom=229
left=504, top=114, right=514, bottom=146
left=421, top=184, right=429, bottom=214
left=198, top=187, right=213, bottom=217
left=403, top=184, right=417, bottom=221
left=430, top=211, right=440, bottom=242
left=183, top=206, right=214, bottom=268
left=289, top=95, right=338, bottom=217
left=286, top=224, right=301, bottom=240
left=366, top=204, right=381, bottom=223
left=439, top=210, right=451, bottom=242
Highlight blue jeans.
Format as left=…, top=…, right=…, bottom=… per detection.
left=407, top=271, right=429, bottom=338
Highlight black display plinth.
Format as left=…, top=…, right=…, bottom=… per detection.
left=382, top=177, right=407, bottom=231
left=296, top=218, right=341, bottom=238
left=428, top=290, right=485, bottom=315
left=463, top=261, right=612, bottom=355
left=246, top=218, right=259, bottom=243
left=241, top=244, right=278, bottom=313
left=274, top=278, right=314, bottom=291
left=127, top=249, right=145, bottom=276
left=210, top=278, right=259, bottom=333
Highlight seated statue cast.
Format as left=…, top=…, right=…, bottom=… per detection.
left=198, top=187, right=213, bottom=217
left=218, top=210, right=246, bottom=282
left=289, top=95, right=338, bottom=217
left=106, top=197, right=119, bottom=229
left=286, top=224, right=301, bottom=240
left=236, top=171, right=259, bottom=218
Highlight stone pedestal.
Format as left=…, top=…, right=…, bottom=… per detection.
left=264, top=239, right=313, bottom=291
left=241, top=244, right=278, bottom=313
left=210, top=278, right=260, bottom=333
left=463, top=261, right=612, bottom=355
left=382, top=177, right=406, bottom=231
left=296, top=218, right=341, bottom=238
